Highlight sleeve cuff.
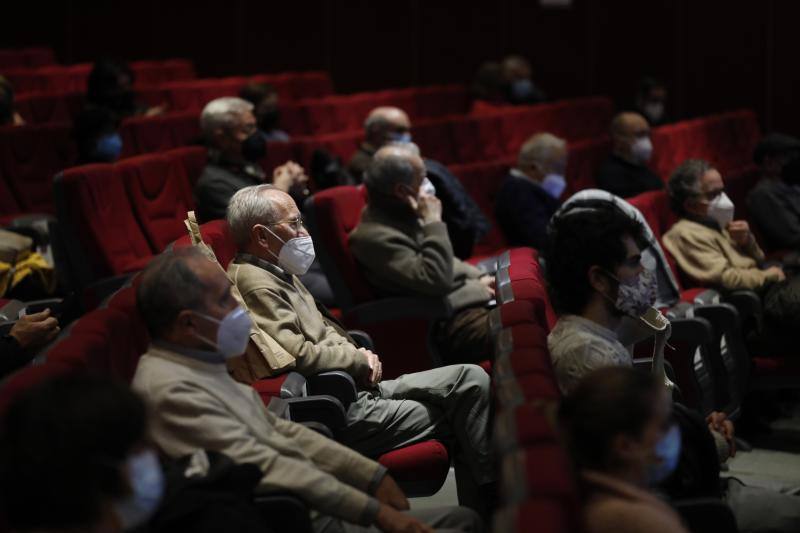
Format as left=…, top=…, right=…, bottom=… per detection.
left=367, top=464, right=389, bottom=495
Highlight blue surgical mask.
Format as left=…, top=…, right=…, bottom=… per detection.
left=114, top=449, right=165, bottom=530
left=193, top=306, right=253, bottom=358
left=93, top=132, right=123, bottom=162
left=388, top=131, right=412, bottom=144
left=541, top=173, right=567, bottom=199
left=510, top=79, right=535, bottom=102
left=648, top=424, right=682, bottom=485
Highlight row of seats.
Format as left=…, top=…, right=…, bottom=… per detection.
left=3, top=59, right=196, bottom=94
left=16, top=81, right=462, bottom=131
left=0, top=96, right=612, bottom=223
left=0, top=47, right=55, bottom=69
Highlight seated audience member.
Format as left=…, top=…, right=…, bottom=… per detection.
left=0, top=373, right=164, bottom=532
left=73, top=105, right=123, bottom=164
left=495, top=133, right=566, bottom=248
left=0, top=75, right=25, bottom=126
left=634, top=77, right=670, bottom=127
left=239, top=81, right=290, bottom=142
left=558, top=367, right=689, bottom=533
left=347, top=107, right=490, bottom=258
left=470, top=61, right=509, bottom=111
left=194, top=97, right=308, bottom=223
left=132, top=247, right=482, bottom=533
left=545, top=201, right=800, bottom=533
left=1, top=308, right=60, bottom=377
left=350, top=146, right=495, bottom=364
left=501, top=54, right=546, bottom=105
left=595, top=112, right=663, bottom=198
left=225, top=184, right=495, bottom=515
left=87, top=59, right=165, bottom=119
left=747, top=134, right=800, bottom=250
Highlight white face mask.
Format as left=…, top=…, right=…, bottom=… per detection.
left=708, top=192, right=735, bottom=228
left=263, top=226, right=317, bottom=276
left=419, top=177, right=436, bottom=197
left=114, top=449, right=165, bottom=530
left=643, top=102, right=665, bottom=124
left=630, top=136, right=653, bottom=165
left=194, top=306, right=253, bottom=358
left=541, top=173, right=567, bottom=199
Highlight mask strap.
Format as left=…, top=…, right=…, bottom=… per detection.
left=257, top=224, right=287, bottom=262
left=190, top=311, right=222, bottom=351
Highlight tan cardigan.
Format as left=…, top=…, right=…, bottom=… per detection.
left=663, top=218, right=781, bottom=290
left=132, top=343, right=384, bottom=525
left=228, top=255, right=371, bottom=381
left=349, top=205, right=490, bottom=312
left=581, top=470, right=688, bottom=533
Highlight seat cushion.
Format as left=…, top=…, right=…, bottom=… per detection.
left=377, top=440, right=450, bottom=497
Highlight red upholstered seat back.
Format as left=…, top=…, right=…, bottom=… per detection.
left=173, top=220, right=238, bottom=269
left=564, top=136, right=612, bottom=197
left=165, top=145, right=209, bottom=188
left=15, top=91, right=86, bottom=125
left=308, top=186, right=373, bottom=308
left=55, top=164, right=154, bottom=276
left=0, top=123, right=76, bottom=213
left=120, top=111, right=201, bottom=155
left=117, top=153, right=195, bottom=252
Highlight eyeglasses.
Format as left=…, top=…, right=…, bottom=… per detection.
left=269, top=215, right=305, bottom=232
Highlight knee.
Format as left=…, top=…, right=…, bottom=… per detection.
left=460, top=364, right=490, bottom=396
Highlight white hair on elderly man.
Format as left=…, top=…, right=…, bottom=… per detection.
left=200, top=97, right=254, bottom=136
left=226, top=184, right=280, bottom=247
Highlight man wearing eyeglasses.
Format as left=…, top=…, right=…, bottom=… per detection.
left=194, top=97, right=309, bottom=224
left=224, top=184, right=496, bottom=519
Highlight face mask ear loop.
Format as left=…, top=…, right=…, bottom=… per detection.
left=258, top=224, right=287, bottom=262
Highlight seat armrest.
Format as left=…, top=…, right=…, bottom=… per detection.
left=299, top=421, right=334, bottom=439
left=253, top=493, right=313, bottom=533
left=285, top=395, right=348, bottom=431
left=306, top=370, right=358, bottom=409
left=691, top=288, right=721, bottom=305
left=348, top=329, right=374, bottom=350
left=632, top=358, right=683, bottom=401
left=18, top=298, right=64, bottom=318
left=345, top=297, right=452, bottom=324
left=724, top=289, right=762, bottom=326
left=280, top=372, right=308, bottom=399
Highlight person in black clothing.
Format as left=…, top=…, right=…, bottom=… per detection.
left=495, top=133, right=565, bottom=249
left=347, top=107, right=491, bottom=259
left=193, top=97, right=308, bottom=223
left=595, top=112, right=663, bottom=199
left=1, top=308, right=59, bottom=378
left=73, top=105, right=123, bottom=164
left=239, top=81, right=290, bottom=143
left=87, top=59, right=165, bottom=119
left=634, top=77, right=670, bottom=127
left=501, top=55, right=546, bottom=105
left=0, top=75, right=25, bottom=126
left=747, top=134, right=800, bottom=250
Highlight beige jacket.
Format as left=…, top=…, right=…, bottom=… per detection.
left=581, top=470, right=688, bottom=533
left=132, top=343, right=385, bottom=525
left=228, top=254, right=371, bottom=381
left=663, top=218, right=780, bottom=290
left=349, top=205, right=490, bottom=312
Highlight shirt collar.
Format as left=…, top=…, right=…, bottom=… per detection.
left=235, top=252, right=291, bottom=282
left=510, top=168, right=545, bottom=189
left=152, top=339, right=226, bottom=365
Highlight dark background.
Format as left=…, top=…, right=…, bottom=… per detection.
left=4, top=0, right=799, bottom=134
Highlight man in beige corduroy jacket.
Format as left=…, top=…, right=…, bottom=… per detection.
left=131, top=247, right=481, bottom=533
left=349, top=145, right=495, bottom=365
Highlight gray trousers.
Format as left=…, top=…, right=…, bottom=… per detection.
left=337, top=364, right=494, bottom=510
left=726, top=477, right=800, bottom=533
left=313, top=505, right=483, bottom=533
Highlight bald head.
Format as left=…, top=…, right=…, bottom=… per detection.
left=517, top=133, right=567, bottom=179
left=364, top=106, right=412, bottom=147
left=610, top=112, right=652, bottom=164
left=364, top=145, right=426, bottom=201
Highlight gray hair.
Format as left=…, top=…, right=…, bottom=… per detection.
left=137, top=247, right=210, bottom=339
left=227, top=184, right=280, bottom=248
left=517, top=132, right=566, bottom=169
left=200, top=97, right=254, bottom=137
left=364, top=149, right=416, bottom=196
left=667, top=159, right=711, bottom=215
left=384, top=141, right=421, bottom=157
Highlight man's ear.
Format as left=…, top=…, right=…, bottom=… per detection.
left=588, top=265, right=610, bottom=294
left=175, top=309, right=196, bottom=334
left=252, top=225, right=270, bottom=249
